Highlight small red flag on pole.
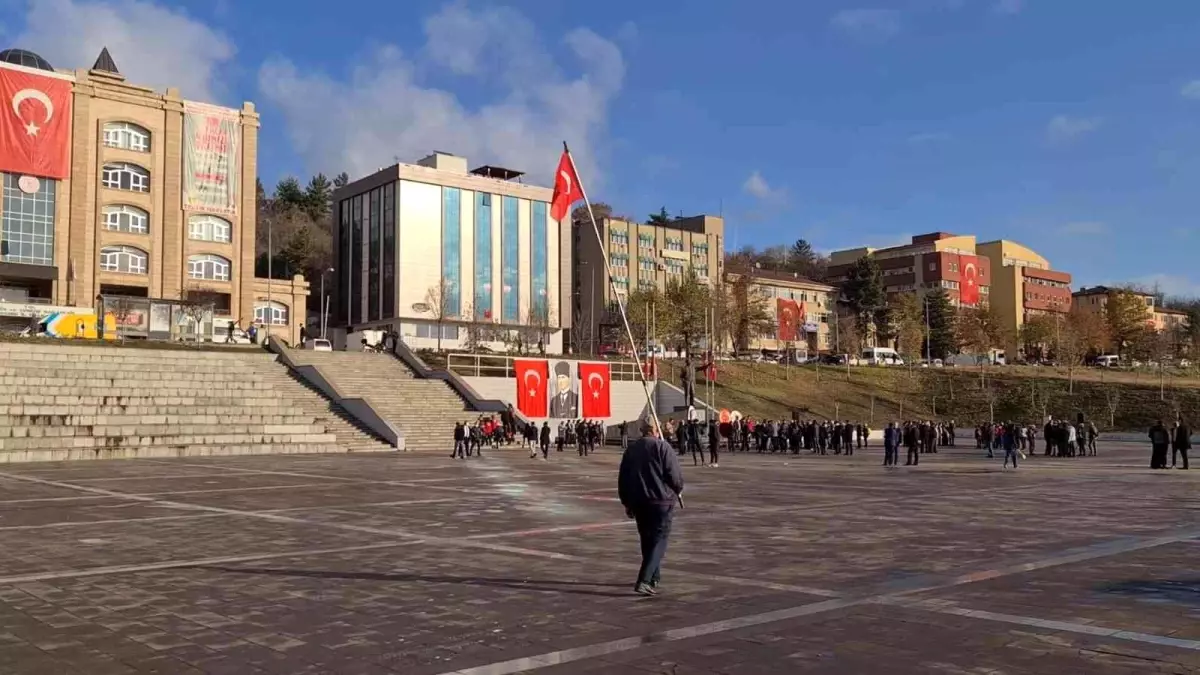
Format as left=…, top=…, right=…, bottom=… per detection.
left=550, top=146, right=584, bottom=222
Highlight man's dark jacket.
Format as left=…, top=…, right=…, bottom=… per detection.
left=619, top=436, right=685, bottom=508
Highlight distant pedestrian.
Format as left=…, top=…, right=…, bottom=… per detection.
left=1149, top=419, right=1170, bottom=469
left=1173, top=419, right=1190, bottom=470
left=618, top=422, right=684, bottom=597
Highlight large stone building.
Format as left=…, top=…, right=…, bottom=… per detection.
left=332, top=151, right=571, bottom=352
left=829, top=232, right=1072, bottom=349
left=0, top=47, right=306, bottom=341
left=573, top=213, right=723, bottom=352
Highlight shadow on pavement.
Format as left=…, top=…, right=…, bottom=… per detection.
left=194, top=565, right=634, bottom=598
left=1098, top=579, right=1200, bottom=608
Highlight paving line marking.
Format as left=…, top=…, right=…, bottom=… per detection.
left=0, top=512, right=232, bottom=531
left=880, top=597, right=1200, bottom=651
left=0, top=495, right=117, bottom=506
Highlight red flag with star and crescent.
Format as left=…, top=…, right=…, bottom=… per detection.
left=514, top=359, right=549, bottom=417
left=960, top=254, right=980, bottom=305
left=0, top=65, right=72, bottom=179
left=550, top=148, right=583, bottom=222
left=579, top=362, right=611, bottom=418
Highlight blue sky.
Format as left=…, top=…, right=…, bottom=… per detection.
left=4, top=0, right=1200, bottom=294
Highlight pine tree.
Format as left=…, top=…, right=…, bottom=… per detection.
left=647, top=207, right=672, bottom=225
left=843, top=257, right=885, bottom=338
left=925, top=289, right=957, bottom=359
left=273, top=177, right=305, bottom=208
left=304, top=173, right=333, bottom=220
left=333, top=172, right=350, bottom=189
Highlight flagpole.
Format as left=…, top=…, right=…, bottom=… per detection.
left=563, top=142, right=663, bottom=436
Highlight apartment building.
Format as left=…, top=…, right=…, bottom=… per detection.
left=573, top=214, right=723, bottom=350
left=976, top=239, right=1072, bottom=338
left=0, top=47, right=307, bottom=340
left=723, top=267, right=835, bottom=356
left=331, top=151, right=571, bottom=353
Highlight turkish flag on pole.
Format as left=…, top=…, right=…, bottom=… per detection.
left=514, top=359, right=549, bottom=417
left=579, top=362, right=611, bottom=418
left=550, top=146, right=584, bottom=221
left=959, top=254, right=980, bottom=305
left=0, top=66, right=72, bottom=179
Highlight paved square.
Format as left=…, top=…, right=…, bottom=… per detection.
left=0, top=440, right=1197, bottom=674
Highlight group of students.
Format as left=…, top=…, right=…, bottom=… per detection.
left=450, top=415, right=509, bottom=458
left=881, top=420, right=953, bottom=466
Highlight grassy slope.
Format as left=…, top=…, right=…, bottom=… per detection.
left=698, top=361, right=1200, bottom=430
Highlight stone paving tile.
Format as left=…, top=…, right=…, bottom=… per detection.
left=0, top=440, right=1195, bottom=673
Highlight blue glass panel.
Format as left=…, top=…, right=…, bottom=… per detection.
left=501, top=196, right=519, bottom=323
left=442, top=187, right=461, bottom=316
left=530, top=201, right=548, bottom=322
left=474, top=193, right=492, bottom=320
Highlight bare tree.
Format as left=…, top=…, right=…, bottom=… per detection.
left=180, top=295, right=217, bottom=345
left=109, top=297, right=135, bottom=343
left=1105, top=389, right=1120, bottom=429
left=424, top=277, right=459, bottom=353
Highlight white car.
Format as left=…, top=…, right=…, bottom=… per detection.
left=304, top=338, right=333, bottom=352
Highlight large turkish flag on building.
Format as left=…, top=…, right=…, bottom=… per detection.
left=959, top=254, right=981, bottom=305
left=514, top=359, right=549, bottom=417
left=0, top=66, right=72, bottom=179
left=579, top=361, right=611, bottom=418
left=777, top=298, right=801, bottom=342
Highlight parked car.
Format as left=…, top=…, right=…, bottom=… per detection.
left=304, top=338, right=333, bottom=352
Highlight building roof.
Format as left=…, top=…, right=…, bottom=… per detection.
left=1155, top=307, right=1189, bottom=316
left=725, top=266, right=834, bottom=290
left=1073, top=285, right=1153, bottom=298
left=0, top=48, right=53, bottom=71
left=91, top=47, right=119, bottom=74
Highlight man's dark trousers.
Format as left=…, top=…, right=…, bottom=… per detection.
left=906, top=445, right=919, bottom=466
left=633, top=503, right=674, bottom=587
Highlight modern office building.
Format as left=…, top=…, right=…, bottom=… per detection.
left=331, top=151, right=571, bottom=352
left=573, top=214, right=723, bottom=351
left=829, top=233, right=1072, bottom=349
left=0, top=47, right=305, bottom=340
left=723, top=267, right=835, bottom=356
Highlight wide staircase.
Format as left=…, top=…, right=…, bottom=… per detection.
left=0, top=341, right=393, bottom=463
left=283, top=349, right=473, bottom=452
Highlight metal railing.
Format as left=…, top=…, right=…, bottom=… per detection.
left=447, top=353, right=653, bottom=381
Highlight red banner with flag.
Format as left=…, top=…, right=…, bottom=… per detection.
left=514, top=359, right=549, bottom=417
left=0, top=66, right=72, bottom=179
left=777, top=298, right=801, bottom=342
left=959, top=254, right=980, bottom=305
left=579, top=361, right=611, bottom=418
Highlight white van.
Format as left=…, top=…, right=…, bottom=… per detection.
left=862, top=347, right=904, bottom=366
left=1094, top=354, right=1120, bottom=368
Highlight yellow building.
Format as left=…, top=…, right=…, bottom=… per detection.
left=0, top=47, right=305, bottom=343
left=723, top=267, right=835, bottom=356
left=976, top=239, right=1072, bottom=341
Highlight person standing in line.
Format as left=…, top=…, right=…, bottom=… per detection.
left=1148, top=419, right=1170, bottom=469
left=452, top=421, right=466, bottom=459
left=1087, top=421, right=1098, bottom=456
left=1003, top=423, right=1019, bottom=469
left=689, top=419, right=706, bottom=467
left=539, top=421, right=552, bottom=460
left=883, top=422, right=898, bottom=467
left=618, top=422, right=684, bottom=597
left=1173, top=419, right=1191, bottom=469
left=904, top=422, right=920, bottom=466
left=619, top=421, right=630, bottom=451
left=707, top=418, right=720, bottom=468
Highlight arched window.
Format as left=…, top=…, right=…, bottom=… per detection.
left=102, top=122, right=151, bottom=152
left=254, top=301, right=288, bottom=326
left=188, top=215, right=232, bottom=243
left=99, top=245, right=148, bottom=274
left=101, top=205, right=149, bottom=234
left=101, top=163, right=150, bottom=193
left=188, top=254, right=230, bottom=281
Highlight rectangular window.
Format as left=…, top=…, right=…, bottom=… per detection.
left=0, top=173, right=56, bottom=266
left=382, top=182, right=396, bottom=319
left=350, top=195, right=363, bottom=325
left=337, top=200, right=350, bottom=324
left=501, top=196, right=519, bottom=323
left=368, top=188, right=381, bottom=322
left=442, top=187, right=462, bottom=317
left=530, top=201, right=548, bottom=325
left=474, top=192, right=493, bottom=320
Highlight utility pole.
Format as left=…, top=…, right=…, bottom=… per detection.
left=266, top=215, right=272, bottom=342
left=924, top=294, right=931, bottom=362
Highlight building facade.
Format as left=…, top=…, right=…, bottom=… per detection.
left=331, top=152, right=571, bottom=352
left=829, top=233, right=1072, bottom=351
left=573, top=214, right=723, bottom=351
left=0, top=47, right=301, bottom=341
left=723, top=268, right=835, bottom=356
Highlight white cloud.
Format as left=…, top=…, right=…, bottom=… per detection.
left=259, top=3, right=624, bottom=185
left=742, top=170, right=785, bottom=202
left=1180, top=80, right=1200, bottom=100
left=992, top=0, right=1024, bottom=14
left=1046, top=115, right=1103, bottom=144
left=830, top=9, right=901, bottom=42
left=1056, top=221, right=1108, bottom=236
left=14, top=0, right=234, bottom=103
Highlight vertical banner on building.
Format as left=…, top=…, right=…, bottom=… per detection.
left=579, top=361, right=611, bottom=418
left=182, top=101, right=240, bottom=216
left=0, top=65, right=72, bottom=179
left=514, top=359, right=549, bottom=417
left=959, top=254, right=980, bottom=305
left=777, top=298, right=801, bottom=342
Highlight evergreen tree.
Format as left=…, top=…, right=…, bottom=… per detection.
left=843, top=257, right=885, bottom=337
left=304, top=173, right=333, bottom=220
left=333, top=172, right=350, bottom=189
left=273, top=176, right=305, bottom=208
left=647, top=207, right=672, bottom=225
left=925, top=289, right=957, bottom=359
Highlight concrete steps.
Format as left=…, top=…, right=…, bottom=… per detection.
left=284, top=349, right=475, bottom=452
left=0, top=341, right=393, bottom=462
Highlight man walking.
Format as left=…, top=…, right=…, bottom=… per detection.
left=539, top=421, right=551, bottom=460
left=883, top=422, right=898, bottom=467
left=618, top=422, right=685, bottom=596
